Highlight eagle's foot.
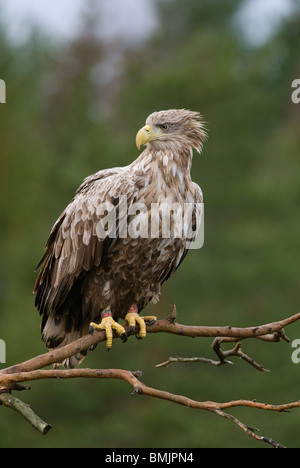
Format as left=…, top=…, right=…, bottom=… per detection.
left=89, top=310, right=127, bottom=351
left=125, top=305, right=157, bottom=339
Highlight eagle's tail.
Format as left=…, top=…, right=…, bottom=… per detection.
left=41, top=312, right=96, bottom=368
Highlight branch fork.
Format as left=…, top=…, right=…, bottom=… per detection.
left=1, top=307, right=300, bottom=448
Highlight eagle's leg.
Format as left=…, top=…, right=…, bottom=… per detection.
left=89, top=309, right=127, bottom=350
left=125, top=304, right=157, bottom=339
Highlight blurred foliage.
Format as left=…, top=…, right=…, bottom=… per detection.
left=0, top=0, right=300, bottom=448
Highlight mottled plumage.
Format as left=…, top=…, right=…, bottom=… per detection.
left=34, top=109, right=206, bottom=367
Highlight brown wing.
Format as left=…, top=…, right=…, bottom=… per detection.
left=34, top=168, right=138, bottom=319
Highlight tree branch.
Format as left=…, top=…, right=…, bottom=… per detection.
left=0, top=392, right=51, bottom=435
left=1, top=366, right=299, bottom=447
left=2, top=307, right=299, bottom=375
left=0, top=308, right=300, bottom=446
left=155, top=341, right=271, bottom=372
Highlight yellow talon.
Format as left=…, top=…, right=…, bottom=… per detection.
left=89, top=311, right=127, bottom=350
left=125, top=308, right=157, bottom=339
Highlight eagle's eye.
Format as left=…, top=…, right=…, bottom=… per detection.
left=159, top=123, right=169, bottom=131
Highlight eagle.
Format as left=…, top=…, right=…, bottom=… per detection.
left=34, top=109, right=206, bottom=367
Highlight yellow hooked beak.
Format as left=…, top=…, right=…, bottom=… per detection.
left=136, top=124, right=163, bottom=150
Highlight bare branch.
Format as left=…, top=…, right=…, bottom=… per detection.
left=212, top=338, right=270, bottom=372
left=1, top=365, right=300, bottom=446
left=2, top=310, right=299, bottom=375
left=155, top=356, right=227, bottom=368
left=0, top=392, right=51, bottom=435
left=210, top=408, right=286, bottom=449
left=155, top=341, right=270, bottom=371
left=0, top=309, right=300, bottom=445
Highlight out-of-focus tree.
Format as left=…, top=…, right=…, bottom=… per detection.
left=0, top=0, right=300, bottom=448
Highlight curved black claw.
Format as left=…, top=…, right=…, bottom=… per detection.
left=135, top=334, right=143, bottom=340
left=146, top=319, right=156, bottom=326
left=89, top=324, right=94, bottom=334
left=121, top=332, right=128, bottom=343
left=128, top=326, right=135, bottom=337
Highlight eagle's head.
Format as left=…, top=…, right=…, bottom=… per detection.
left=136, top=109, right=207, bottom=154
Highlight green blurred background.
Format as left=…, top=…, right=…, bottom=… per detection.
left=1, top=0, right=300, bottom=448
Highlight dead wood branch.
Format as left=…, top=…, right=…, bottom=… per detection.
left=2, top=307, right=299, bottom=376
left=0, top=308, right=300, bottom=447
left=0, top=392, right=51, bottom=435
left=155, top=339, right=271, bottom=372
left=1, top=366, right=300, bottom=447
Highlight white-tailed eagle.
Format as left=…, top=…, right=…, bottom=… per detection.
left=34, top=109, right=206, bottom=367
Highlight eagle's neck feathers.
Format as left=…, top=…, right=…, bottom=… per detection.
left=132, top=147, right=193, bottom=196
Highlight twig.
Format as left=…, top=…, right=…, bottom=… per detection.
left=155, top=356, right=227, bottom=368
left=155, top=342, right=270, bottom=371
left=210, top=408, right=286, bottom=449
left=212, top=339, right=270, bottom=372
